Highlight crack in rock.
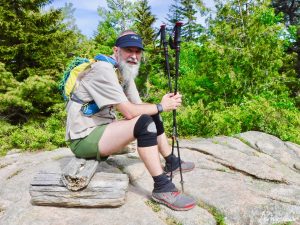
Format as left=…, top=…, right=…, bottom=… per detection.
left=186, top=147, right=288, bottom=184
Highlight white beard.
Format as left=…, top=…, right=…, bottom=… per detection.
left=118, top=55, right=140, bottom=83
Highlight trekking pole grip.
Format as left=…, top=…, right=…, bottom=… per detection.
left=174, top=21, right=183, bottom=94
left=160, top=24, right=173, bottom=93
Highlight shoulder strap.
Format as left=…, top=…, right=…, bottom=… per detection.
left=94, top=54, right=117, bottom=67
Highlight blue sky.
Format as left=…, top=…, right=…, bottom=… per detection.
left=47, top=0, right=214, bottom=38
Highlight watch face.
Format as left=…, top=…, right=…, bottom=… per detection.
left=157, top=104, right=163, bottom=113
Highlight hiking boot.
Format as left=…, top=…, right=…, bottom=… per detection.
left=152, top=190, right=196, bottom=211
left=164, top=160, right=195, bottom=176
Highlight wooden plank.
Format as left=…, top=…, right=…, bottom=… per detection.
left=30, top=172, right=64, bottom=186
left=61, top=158, right=99, bottom=191
left=30, top=172, right=129, bottom=208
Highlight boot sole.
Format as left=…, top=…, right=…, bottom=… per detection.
left=151, top=195, right=196, bottom=211
left=165, top=165, right=195, bottom=177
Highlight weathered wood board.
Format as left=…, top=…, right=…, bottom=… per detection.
left=30, top=171, right=129, bottom=207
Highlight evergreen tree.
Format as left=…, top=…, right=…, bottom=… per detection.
left=107, top=0, right=135, bottom=31
left=94, top=7, right=119, bottom=47
left=272, top=0, right=300, bottom=25
left=166, top=0, right=204, bottom=41
left=0, top=0, right=82, bottom=122
left=133, top=0, right=156, bottom=46
left=166, top=0, right=184, bottom=26
left=203, top=0, right=298, bottom=100
left=180, top=0, right=203, bottom=41
left=61, top=2, right=79, bottom=32
left=95, top=0, right=135, bottom=46
left=0, top=0, right=80, bottom=79
left=271, top=0, right=300, bottom=92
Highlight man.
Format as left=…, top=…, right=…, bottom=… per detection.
left=66, top=30, right=196, bottom=211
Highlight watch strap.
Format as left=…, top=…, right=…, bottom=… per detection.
left=156, top=103, right=163, bottom=113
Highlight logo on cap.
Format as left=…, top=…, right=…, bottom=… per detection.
left=131, top=35, right=139, bottom=40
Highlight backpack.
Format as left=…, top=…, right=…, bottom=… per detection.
left=59, top=54, right=117, bottom=116
left=59, top=54, right=117, bottom=101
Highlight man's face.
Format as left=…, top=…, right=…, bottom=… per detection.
left=115, top=47, right=142, bottom=82
left=116, top=47, right=142, bottom=64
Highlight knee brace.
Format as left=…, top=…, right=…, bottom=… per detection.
left=134, top=114, right=158, bottom=147
left=151, top=113, right=165, bottom=136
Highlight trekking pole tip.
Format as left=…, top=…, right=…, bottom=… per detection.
left=180, top=181, right=184, bottom=193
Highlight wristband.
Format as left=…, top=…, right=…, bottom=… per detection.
left=156, top=103, right=163, bottom=113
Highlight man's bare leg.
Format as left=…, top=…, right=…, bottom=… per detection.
left=98, top=116, right=163, bottom=176
left=98, top=115, right=195, bottom=210
left=157, top=133, right=172, bottom=157
left=157, top=132, right=195, bottom=175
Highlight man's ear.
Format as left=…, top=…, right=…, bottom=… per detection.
left=113, top=46, right=119, bottom=61
left=113, top=46, right=118, bottom=55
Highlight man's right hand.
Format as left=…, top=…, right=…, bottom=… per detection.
left=160, top=92, right=182, bottom=112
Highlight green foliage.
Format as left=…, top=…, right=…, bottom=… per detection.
left=145, top=200, right=161, bottom=212
left=133, top=0, right=156, bottom=46
left=166, top=0, right=205, bottom=41
left=95, top=0, right=135, bottom=45
left=94, top=7, right=118, bottom=47
left=0, top=103, right=66, bottom=156
left=272, top=0, right=300, bottom=25
left=178, top=1, right=299, bottom=106
left=0, top=73, right=60, bottom=120
left=0, top=0, right=82, bottom=154
left=0, top=0, right=83, bottom=122
left=198, top=201, right=227, bottom=225
left=272, top=222, right=293, bottom=225
left=172, top=92, right=300, bottom=145
left=166, top=0, right=185, bottom=29
left=0, top=0, right=81, bottom=77
left=0, top=120, right=16, bottom=156
left=180, top=0, right=204, bottom=41
left=0, top=0, right=299, bottom=155
left=152, top=0, right=300, bottom=145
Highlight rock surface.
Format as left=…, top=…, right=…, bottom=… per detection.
left=0, top=131, right=300, bottom=225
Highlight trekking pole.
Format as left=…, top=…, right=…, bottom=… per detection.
left=160, top=24, right=172, bottom=92
left=169, top=22, right=184, bottom=192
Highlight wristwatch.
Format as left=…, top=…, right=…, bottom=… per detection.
left=156, top=103, right=163, bottom=113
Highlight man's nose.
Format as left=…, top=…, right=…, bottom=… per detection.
left=130, top=52, right=137, bottom=59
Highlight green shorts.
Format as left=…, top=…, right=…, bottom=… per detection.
left=70, top=125, right=108, bottom=161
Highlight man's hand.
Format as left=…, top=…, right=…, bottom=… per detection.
left=160, top=92, right=182, bottom=112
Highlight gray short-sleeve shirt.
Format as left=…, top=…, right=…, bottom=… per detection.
left=65, top=61, right=142, bottom=140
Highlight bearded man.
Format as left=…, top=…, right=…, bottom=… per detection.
left=65, top=30, right=196, bottom=211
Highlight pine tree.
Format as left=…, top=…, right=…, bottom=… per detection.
left=133, top=0, right=156, bottom=46
left=272, top=0, right=300, bottom=25
left=166, top=0, right=204, bottom=41
left=95, top=0, right=136, bottom=46
left=271, top=0, right=300, bottom=92
left=166, top=0, right=184, bottom=30
left=205, top=0, right=298, bottom=100
left=0, top=0, right=82, bottom=122
left=180, top=0, right=203, bottom=41
left=0, top=0, right=81, bottom=79
left=61, top=2, right=80, bottom=32
left=94, top=7, right=119, bottom=47
left=107, top=0, right=135, bottom=31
